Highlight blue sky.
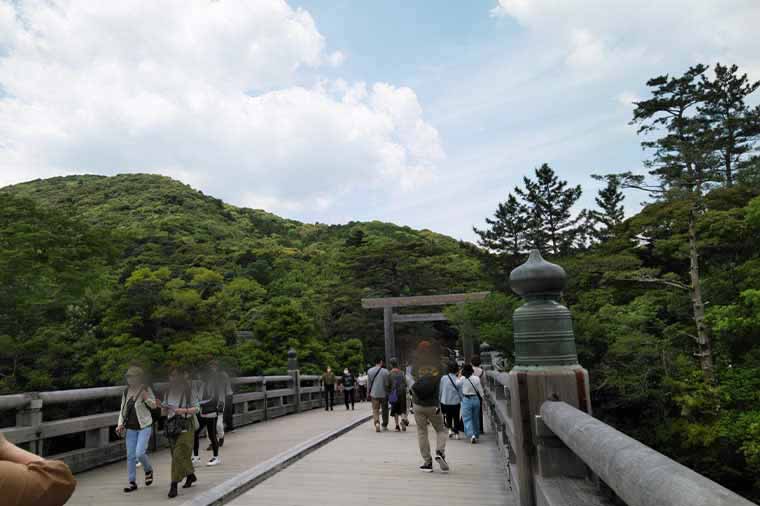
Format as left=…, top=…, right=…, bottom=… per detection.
left=1, top=0, right=758, bottom=241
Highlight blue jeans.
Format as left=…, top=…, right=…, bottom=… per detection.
left=126, top=427, right=153, bottom=483
left=461, top=396, right=481, bottom=438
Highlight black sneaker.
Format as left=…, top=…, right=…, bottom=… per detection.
left=123, top=482, right=138, bottom=493
left=419, top=462, right=433, bottom=473
left=435, top=451, right=449, bottom=473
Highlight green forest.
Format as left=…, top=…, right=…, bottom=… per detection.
left=0, top=63, right=759, bottom=499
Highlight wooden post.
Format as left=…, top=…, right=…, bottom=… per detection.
left=16, top=396, right=43, bottom=455
left=383, top=306, right=396, bottom=362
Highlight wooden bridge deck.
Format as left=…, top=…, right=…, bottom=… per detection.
left=231, top=416, right=513, bottom=506
left=67, top=404, right=372, bottom=506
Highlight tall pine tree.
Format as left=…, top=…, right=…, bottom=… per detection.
left=590, top=175, right=625, bottom=241
left=698, top=63, right=760, bottom=186
left=473, top=193, right=527, bottom=256
left=516, top=163, right=582, bottom=256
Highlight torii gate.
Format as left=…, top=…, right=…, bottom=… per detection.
left=361, top=291, right=490, bottom=364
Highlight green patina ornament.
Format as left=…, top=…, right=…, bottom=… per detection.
left=509, top=249, right=578, bottom=367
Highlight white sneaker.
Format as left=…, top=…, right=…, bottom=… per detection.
left=448, top=429, right=453, bottom=438
left=136, top=462, right=142, bottom=468
left=207, top=457, right=221, bottom=466
left=191, top=456, right=201, bottom=464
left=471, top=436, right=477, bottom=444
left=455, top=433, right=460, bottom=440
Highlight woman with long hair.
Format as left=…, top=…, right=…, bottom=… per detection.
left=457, top=364, right=485, bottom=444
left=116, top=365, right=156, bottom=493
left=158, top=366, right=199, bottom=498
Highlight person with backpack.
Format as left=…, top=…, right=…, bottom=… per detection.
left=457, top=364, right=485, bottom=444
left=410, top=360, right=449, bottom=473
left=367, top=358, right=390, bottom=432
left=387, top=358, right=409, bottom=431
left=341, top=368, right=356, bottom=410
left=439, top=361, right=462, bottom=440
left=195, top=360, right=225, bottom=467
left=157, top=366, right=199, bottom=499
left=116, top=365, right=156, bottom=493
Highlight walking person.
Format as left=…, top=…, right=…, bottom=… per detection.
left=411, top=365, right=449, bottom=473
left=439, top=361, right=462, bottom=440
left=321, top=366, right=336, bottom=411
left=458, top=364, right=485, bottom=444
left=159, top=366, right=199, bottom=499
left=116, top=365, right=156, bottom=493
left=342, top=368, right=356, bottom=410
left=196, top=361, right=225, bottom=466
left=388, top=358, right=409, bottom=431
left=367, top=358, right=390, bottom=432
left=357, top=372, right=368, bottom=402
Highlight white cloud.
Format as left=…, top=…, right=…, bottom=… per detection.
left=491, top=0, right=760, bottom=79
left=0, top=0, right=443, bottom=218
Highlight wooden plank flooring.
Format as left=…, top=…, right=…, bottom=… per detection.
left=68, top=403, right=371, bottom=506
left=231, top=416, right=514, bottom=506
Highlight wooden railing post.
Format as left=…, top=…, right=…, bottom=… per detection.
left=16, top=394, right=43, bottom=455
left=288, top=348, right=301, bottom=413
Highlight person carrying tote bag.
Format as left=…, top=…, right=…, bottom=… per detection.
left=457, top=364, right=485, bottom=444
left=159, top=366, right=200, bottom=499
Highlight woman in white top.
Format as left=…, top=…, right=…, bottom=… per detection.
left=457, top=364, right=485, bottom=444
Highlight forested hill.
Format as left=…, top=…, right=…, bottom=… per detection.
left=0, top=173, right=488, bottom=391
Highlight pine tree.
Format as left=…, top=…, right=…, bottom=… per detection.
left=627, top=65, right=720, bottom=382
left=590, top=175, right=625, bottom=241
left=515, top=163, right=582, bottom=256
left=473, top=193, right=527, bottom=256
left=698, top=63, right=760, bottom=186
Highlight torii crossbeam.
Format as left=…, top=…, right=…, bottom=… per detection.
left=361, top=291, right=490, bottom=363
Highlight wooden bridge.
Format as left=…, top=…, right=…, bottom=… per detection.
left=0, top=251, right=756, bottom=506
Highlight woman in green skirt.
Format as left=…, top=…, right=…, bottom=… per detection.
left=158, top=367, right=200, bottom=499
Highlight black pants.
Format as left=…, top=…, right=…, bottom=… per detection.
left=324, top=385, right=335, bottom=410
left=344, top=389, right=355, bottom=410
left=224, top=394, right=234, bottom=432
left=441, top=403, right=461, bottom=434
left=194, top=416, right=219, bottom=457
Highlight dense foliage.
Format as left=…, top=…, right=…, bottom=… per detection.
left=0, top=174, right=487, bottom=388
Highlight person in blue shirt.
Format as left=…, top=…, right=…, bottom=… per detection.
left=439, top=361, right=462, bottom=440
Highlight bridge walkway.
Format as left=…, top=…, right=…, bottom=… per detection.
left=67, top=403, right=371, bottom=506
left=231, top=416, right=513, bottom=506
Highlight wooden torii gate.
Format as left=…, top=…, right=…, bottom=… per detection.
left=361, top=291, right=490, bottom=364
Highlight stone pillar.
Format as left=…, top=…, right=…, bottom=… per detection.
left=16, top=395, right=43, bottom=455
left=288, top=348, right=302, bottom=413
left=507, top=250, right=591, bottom=506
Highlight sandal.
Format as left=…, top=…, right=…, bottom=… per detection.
left=145, top=470, right=153, bottom=486
left=123, top=482, right=138, bottom=493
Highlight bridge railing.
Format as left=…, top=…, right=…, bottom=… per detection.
left=482, top=370, right=756, bottom=506
left=0, top=367, right=327, bottom=474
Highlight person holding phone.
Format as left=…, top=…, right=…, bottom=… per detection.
left=116, top=365, right=156, bottom=493
left=158, top=366, right=199, bottom=499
